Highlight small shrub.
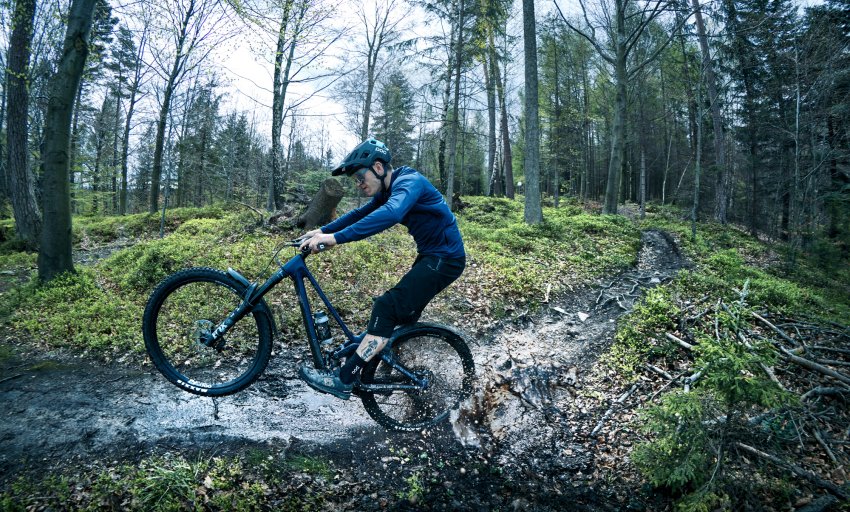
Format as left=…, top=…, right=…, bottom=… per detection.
left=632, top=390, right=715, bottom=491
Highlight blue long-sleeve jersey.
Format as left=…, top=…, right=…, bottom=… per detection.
left=320, top=166, right=465, bottom=259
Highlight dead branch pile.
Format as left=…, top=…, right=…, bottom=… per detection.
left=586, top=284, right=850, bottom=506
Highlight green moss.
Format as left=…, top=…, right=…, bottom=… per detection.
left=640, top=212, right=850, bottom=324
left=7, top=269, right=140, bottom=353
left=74, top=205, right=235, bottom=244
left=286, top=454, right=333, bottom=479
left=602, top=287, right=682, bottom=380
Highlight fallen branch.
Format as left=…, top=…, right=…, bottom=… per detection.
left=0, top=374, right=23, bottom=385
left=815, top=358, right=850, bottom=367
left=734, top=442, right=850, bottom=501
left=801, top=387, right=848, bottom=402
left=811, top=346, right=850, bottom=356
left=796, top=494, right=838, bottom=512
left=645, top=363, right=674, bottom=381
left=591, top=383, right=639, bottom=437
left=759, top=363, right=787, bottom=392
left=779, top=347, right=850, bottom=387
left=666, top=332, right=695, bottom=351
left=753, top=312, right=799, bottom=347
left=814, top=429, right=838, bottom=465
left=683, top=370, right=702, bottom=392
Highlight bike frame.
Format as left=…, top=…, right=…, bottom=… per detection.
left=206, top=250, right=360, bottom=369
left=205, top=248, right=430, bottom=393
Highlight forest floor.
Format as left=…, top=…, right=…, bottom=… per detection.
left=0, top=230, right=693, bottom=510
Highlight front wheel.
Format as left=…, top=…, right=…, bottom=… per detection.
left=142, top=267, right=274, bottom=397
left=359, top=323, right=475, bottom=431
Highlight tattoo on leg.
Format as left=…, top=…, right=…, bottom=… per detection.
left=361, top=339, right=379, bottom=359
left=357, top=336, right=388, bottom=362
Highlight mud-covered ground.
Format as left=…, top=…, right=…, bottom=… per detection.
left=0, top=230, right=686, bottom=510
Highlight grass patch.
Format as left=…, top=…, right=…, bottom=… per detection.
left=601, top=287, right=681, bottom=381
left=453, top=196, right=640, bottom=320
left=73, top=204, right=239, bottom=245
left=639, top=213, right=850, bottom=324
left=0, top=450, right=328, bottom=512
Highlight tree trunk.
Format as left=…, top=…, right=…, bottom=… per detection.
left=582, top=57, right=590, bottom=201
left=692, top=0, right=727, bottom=224
left=691, top=85, right=703, bottom=240
left=38, top=0, right=97, bottom=281
left=436, top=23, right=456, bottom=193
left=0, top=80, right=7, bottom=200
left=640, top=147, right=646, bottom=219
left=490, top=35, right=513, bottom=199
left=522, top=0, right=542, bottom=224
left=445, top=0, right=465, bottom=210
left=120, top=49, right=143, bottom=215
left=483, top=55, right=497, bottom=196
left=296, top=178, right=344, bottom=229
left=112, top=89, right=121, bottom=214
left=150, top=0, right=195, bottom=214
left=6, top=0, right=41, bottom=248
left=605, top=20, right=627, bottom=215
left=268, top=0, right=293, bottom=212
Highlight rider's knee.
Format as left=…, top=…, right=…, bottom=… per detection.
left=368, top=293, right=398, bottom=337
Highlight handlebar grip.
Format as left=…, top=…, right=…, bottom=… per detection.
left=299, top=243, right=327, bottom=255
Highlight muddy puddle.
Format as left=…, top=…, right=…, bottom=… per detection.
left=1, top=230, right=684, bottom=481
left=450, top=230, right=685, bottom=473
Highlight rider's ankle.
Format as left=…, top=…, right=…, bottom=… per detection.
left=339, top=353, right=365, bottom=385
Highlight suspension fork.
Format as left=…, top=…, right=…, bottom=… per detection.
left=203, top=267, right=287, bottom=349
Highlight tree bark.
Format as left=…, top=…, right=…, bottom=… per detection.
left=0, top=78, right=6, bottom=200
left=268, top=0, right=293, bottom=212
left=296, top=178, right=344, bottom=229
left=120, top=34, right=145, bottom=215
left=490, top=33, right=513, bottom=199
left=604, top=27, right=627, bottom=215
left=38, top=0, right=97, bottom=281
left=483, top=56, right=497, bottom=196
left=6, top=0, right=41, bottom=248
left=522, top=0, right=542, bottom=224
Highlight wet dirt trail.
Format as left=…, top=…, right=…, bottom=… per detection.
left=0, top=230, right=685, bottom=505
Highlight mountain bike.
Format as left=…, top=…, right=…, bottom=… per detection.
left=141, top=241, right=475, bottom=431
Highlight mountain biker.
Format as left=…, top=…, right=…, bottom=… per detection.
left=297, top=138, right=466, bottom=400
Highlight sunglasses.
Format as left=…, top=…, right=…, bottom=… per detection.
left=352, top=167, right=370, bottom=184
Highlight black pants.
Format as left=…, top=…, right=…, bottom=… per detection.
left=367, top=254, right=465, bottom=337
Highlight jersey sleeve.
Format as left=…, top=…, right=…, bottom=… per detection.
left=332, top=176, right=422, bottom=244
left=321, top=198, right=380, bottom=234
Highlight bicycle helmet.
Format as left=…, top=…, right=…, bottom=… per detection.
left=331, top=138, right=392, bottom=176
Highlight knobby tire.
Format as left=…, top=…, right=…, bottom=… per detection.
left=359, top=323, right=475, bottom=431
left=142, top=267, right=273, bottom=397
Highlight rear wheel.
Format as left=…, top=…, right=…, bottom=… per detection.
left=359, top=323, right=475, bottom=431
left=142, top=267, right=273, bottom=397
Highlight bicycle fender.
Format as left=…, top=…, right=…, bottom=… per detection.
left=387, top=322, right=467, bottom=347
left=226, top=268, right=250, bottom=287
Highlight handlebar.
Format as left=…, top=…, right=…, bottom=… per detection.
left=288, top=239, right=326, bottom=255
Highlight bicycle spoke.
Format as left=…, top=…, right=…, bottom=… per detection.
left=360, top=325, right=474, bottom=430
left=144, top=268, right=272, bottom=396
